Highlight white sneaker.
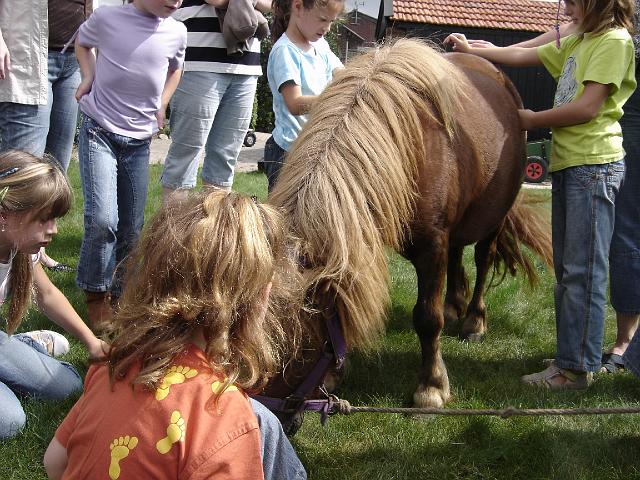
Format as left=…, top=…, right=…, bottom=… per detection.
left=23, top=330, right=70, bottom=357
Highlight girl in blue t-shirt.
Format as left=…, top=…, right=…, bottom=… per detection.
left=263, top=0, right=344, bottom=192
left=445, top=0, right=636, bottom=390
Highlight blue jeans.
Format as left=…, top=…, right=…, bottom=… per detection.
left=552, top=160, right=625, bottom=372
left=263, top=135, right=287, bottom=193
left=0, top=50, right=80, bottom=172
left=160, top=71, right=258, bottom=189
left=250, top=398, right=307, bottom=480
left=610, top=108, right=640, bottom=315
left=76, top=114, right=150, bottom=296
left=0, top=331, right=82, bottom=440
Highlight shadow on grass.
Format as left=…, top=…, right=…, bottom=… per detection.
left=336, top=346, right=640, bottom=409
left=296, top=419, right=640, bottom=480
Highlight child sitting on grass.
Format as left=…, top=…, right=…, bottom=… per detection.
left=0, top=150, right=105, bottom=440
left=44, top=191, right=306, bottom=479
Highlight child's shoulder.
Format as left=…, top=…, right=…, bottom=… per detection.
left=164, top=15, right=188, bottom=34
left=271, top=34, right=295, bottom=52
left=589, top=27, right=634, bottom=45
left=269, top=35, right=301, bottom=60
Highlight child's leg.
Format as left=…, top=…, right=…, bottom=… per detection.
left=201, top=73, right=258, bottom=189
left=249, top=398, right=307, bottom=480
left=160, top=71, right=219, bottom=198
left=264, top=136, right=287, bottom=194
left=554, top=161, right=625, bottom=372
left=112, top=137, right=150, bottom=297
left=0, top=330, right=82, bottom=403
left=76, top=115, right=120, bottom=294
left=0, top=382, right=25, bottom=440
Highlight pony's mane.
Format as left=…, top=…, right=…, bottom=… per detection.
left=270, top=38, right=464, bottom=349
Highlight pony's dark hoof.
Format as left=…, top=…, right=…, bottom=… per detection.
left=460, top=332, right=485, bottom=343
left=442, top=321, right=459, bottom=337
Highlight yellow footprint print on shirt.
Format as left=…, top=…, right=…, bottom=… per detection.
left=155, top=366, right=198, bottom=401
left=211, top=380, right=238, bottom=395
left=108, top=435, right=138, bottom=480
left=156, top=410, right=185, bottom=455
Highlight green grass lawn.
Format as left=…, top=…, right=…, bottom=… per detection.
left=2, top=163, right=640, bottom=480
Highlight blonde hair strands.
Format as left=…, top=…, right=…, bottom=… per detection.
left=106, top=191, right=303, bottom=394
left=270, top=38, right=463, bottom=349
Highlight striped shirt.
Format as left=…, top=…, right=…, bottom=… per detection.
left=173, top=0, right=262, bottom=75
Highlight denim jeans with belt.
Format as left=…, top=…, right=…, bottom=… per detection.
left=0, top=50, right=80, bottom=171
left=552, top=160, right=625, bottom=372
left=0, top=331, right=82, bottom=440
left=160, top=71, right=258, bottom=189
left=76, top=114, right=150, bottom=296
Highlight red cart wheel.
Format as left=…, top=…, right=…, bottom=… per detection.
left=525, top=156, right=548, bottom=184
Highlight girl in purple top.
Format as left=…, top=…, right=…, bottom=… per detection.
left=74, top=0, right=187, bottom=328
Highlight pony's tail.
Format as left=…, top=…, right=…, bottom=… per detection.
left=491, top=194, right=552, bottom=287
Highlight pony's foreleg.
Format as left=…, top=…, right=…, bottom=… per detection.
left=411, top=248, right=451, bottom=408
left=443, top=245, right=468, bottom=335
left=459, top=236, right=495, bottom=342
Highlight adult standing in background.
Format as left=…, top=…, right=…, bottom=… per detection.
left=160, top=0, right=270, bottom=202
left=0, top=0, right=92, bottom=272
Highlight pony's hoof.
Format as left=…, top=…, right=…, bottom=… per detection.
left=442, top=321, right=459, bottom=337
left=460, top=331, right=485, bottom=343
left=443, top=307, right=460, bottom=336
left=413, top=386, right=450, bottom=409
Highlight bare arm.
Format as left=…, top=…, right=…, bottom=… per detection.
left=205, top=0, right=270, bottom=12
left=74, top=39, right=96, bottom=101
left=0, top=27, right=10, bottom=80
left=254, top=0, right=271, bottom=13
left=519, top=81, right=610, bottom=130
left=204, top=0, right=229, bottom=7
left=33, top=263, right=107, bottom=359
left=444, top=33, right=541, bottom=67
left=44, top=437, right=68, bottom=480
left=280, top=82, right=317, bottom=116
left=512, top=22, right=578, bottom=48
left=467, top=23, right=579, bottom=49
left=156, top=68, right=183, bottom=129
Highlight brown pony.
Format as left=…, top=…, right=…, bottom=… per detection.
left=265, top=38, right=552, bottom=413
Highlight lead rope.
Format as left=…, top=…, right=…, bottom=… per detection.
left=330, top=399, right=640, bottom=418
left=555, top=0, right=562, bottom=48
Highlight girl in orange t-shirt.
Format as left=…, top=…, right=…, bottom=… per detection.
left=45, top=191, right=305, bottom=480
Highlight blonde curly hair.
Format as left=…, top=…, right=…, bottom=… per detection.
left=106, top=191, right=303, bottom=395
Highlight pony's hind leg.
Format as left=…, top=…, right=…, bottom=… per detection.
left=443, top=245, right=469, bottom=335
left=410, top=244, right=451, bottom=408
left=459, top=235, right=495, bottom=342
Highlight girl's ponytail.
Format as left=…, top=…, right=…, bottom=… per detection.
left=5, top=253, right=32, bottom=335
left=271, top=0, right=291, bottom=42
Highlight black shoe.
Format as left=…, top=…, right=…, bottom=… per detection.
left=44, top=262, right=76, bottom=273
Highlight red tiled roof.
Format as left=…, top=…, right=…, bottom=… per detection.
left=392, top=0, right=570, bottom=33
